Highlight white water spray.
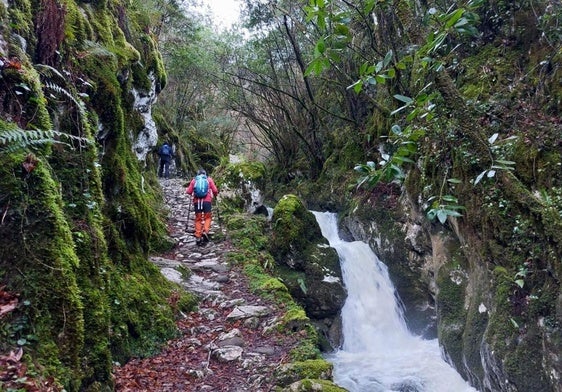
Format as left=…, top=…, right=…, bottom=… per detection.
left=313, top=211, right=479, bottom=392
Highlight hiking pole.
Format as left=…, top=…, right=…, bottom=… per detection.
left=186, top=194, right=192, bottom=234
left=215, top=195, right=222, bottom=232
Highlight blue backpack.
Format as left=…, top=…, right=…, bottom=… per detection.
left=194, top=174, right=209, bottom=198
left=159, top=144, right=171, bottom=156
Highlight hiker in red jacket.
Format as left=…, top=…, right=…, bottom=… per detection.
left=186, top=169, right=219, bottom=245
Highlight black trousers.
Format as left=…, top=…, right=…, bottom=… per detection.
left=158, top=158, right=170, bottom=178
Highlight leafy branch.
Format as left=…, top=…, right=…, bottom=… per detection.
left=474, top=133, right=517, bottom=185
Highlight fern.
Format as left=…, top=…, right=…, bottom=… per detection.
left=44, top=81, right=87, bottom=119
left=0, top=126, right=92, bottom=155
left=36, top=64, right=88, bottom=121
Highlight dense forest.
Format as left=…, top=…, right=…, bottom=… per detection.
left=1, top=0, right=561, bottom=391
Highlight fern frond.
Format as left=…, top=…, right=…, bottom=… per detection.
left=0, top=126, right=92, bottom=155
left=52, top=130, right=92, bottom=146
left=44, top=81, right=87, bottom=119
left=36, top=64, right=88, bottom=121
left=35, top=63, right=66, bottom=83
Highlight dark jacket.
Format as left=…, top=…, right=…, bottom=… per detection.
left=158, top=144, right=172, bottom=161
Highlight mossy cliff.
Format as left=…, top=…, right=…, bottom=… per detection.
left=0, top=0, right=191, bottom=390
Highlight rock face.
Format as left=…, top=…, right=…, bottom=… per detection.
left=131, top=72, right=159, bottom=161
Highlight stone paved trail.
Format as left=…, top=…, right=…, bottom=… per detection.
left=113, top=178, right=299, bottom=391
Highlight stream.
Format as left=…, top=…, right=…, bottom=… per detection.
left=313, top=211, right=479, bottom=392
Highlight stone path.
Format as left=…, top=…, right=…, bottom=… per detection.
left=113, top=178, right=299, bottom=391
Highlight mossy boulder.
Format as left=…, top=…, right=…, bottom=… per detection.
left=217, top=160, right=268, bottom=215
left=279, top=379, right=348, bottom=392
left=270, top=194, right=327, bottom=266
left=270, top=195, right=346, bottom=348
left=275, top=359, right=334, bottom=387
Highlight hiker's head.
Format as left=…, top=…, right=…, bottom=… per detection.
left=197, top=168, right=206, bottom=176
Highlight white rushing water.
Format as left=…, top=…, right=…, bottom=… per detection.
left=313, top=211, right=479, bottom=392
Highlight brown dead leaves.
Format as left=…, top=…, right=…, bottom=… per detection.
left=0, top=286, right=62, bottom=391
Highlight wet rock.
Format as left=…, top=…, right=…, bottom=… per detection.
left=212, top=346, right=244, bottom=362
left=226, top=305, right=272, bottom=320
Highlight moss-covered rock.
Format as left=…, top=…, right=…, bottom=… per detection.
left=0, top=155, right=85, bottom=387
left=270, top=195, right=346, bottom=320
left=270, top=194, right=324, bottom=264
left=275, top=359, right=334, bottom=387
left=216, top=160, right=268, bottom=215
left=279, top=379, right=348, bottom=392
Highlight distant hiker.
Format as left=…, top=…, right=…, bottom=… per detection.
left=186, top=169, right=219, bottom=246
left=158, top=142, right=173, bottom=179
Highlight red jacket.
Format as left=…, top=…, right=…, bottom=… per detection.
left=186, top=176, right=219, bottom=202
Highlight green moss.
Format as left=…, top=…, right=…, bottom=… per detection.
left=461, top=297, right=487, bottom=380
left=139, top=33, right=167, bottom=91
left=222, top=161, right=267, bottom=186
left=260, top=277, right=289, bottom=292
left=270, top=194, right=323, bottom=261
left=176, top=291, right=197, bottom=314
left=285, top=359, right=333, bottom=380
left=226, top=213, right=270, bottom=253
left=459, top=45, right=520, bottom=101
left=281, top=307, right=309, bottom=327
left=277, top=379, right=347, bottom=392
left=288, top=335, right=321, bottom=362
left=436, top=261, right=468, bottom=371
left=502, top=326, right=552, bottom=391
left=109, top=266, right=179, bottom=362
left=274, top=359, right=335, bottom=388
left=0, top=154, right=85, bottom=387
left=1, top=0, right=191, bottom=390
left=7, top=0, right=34, bottom=44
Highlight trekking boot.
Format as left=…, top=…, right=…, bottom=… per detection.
left=196, top=237, right=202, bottom=246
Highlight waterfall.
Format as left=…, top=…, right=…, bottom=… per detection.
left=313, top=211, right=479, bottom=392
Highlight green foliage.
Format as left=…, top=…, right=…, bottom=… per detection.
left=426, top=193, right=465, bottom=224
left=474, top=133, right=517, bottom=185
left=305, top=0, right=483, bottom=80
left=0, top=125, right=92, bottom=154
left=354, top=123, right=425, bottom=189
left=513, top=264, right=528, bottom=289
left=425, top=175, right=465, bottom=224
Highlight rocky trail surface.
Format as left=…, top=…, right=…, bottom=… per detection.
left=113, top=178, right=300, bottom=391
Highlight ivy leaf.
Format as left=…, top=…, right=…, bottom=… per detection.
left=383, top=50, right=393, bottom=67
